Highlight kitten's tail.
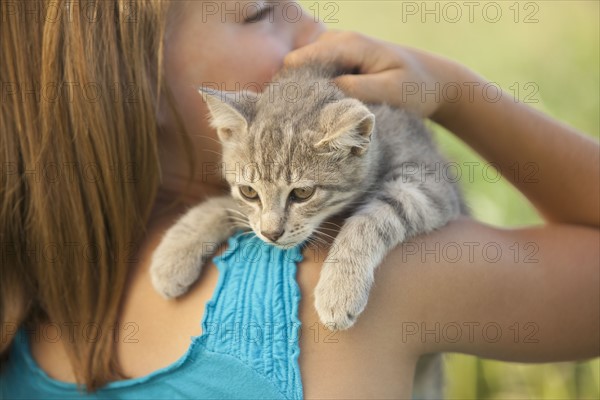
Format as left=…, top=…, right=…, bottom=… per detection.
left=412, top=353, right=446, bottom=400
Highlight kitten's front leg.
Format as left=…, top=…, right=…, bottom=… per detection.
left=315, top=180, right=462, bottom=330
left=314, top=207, right=404, bottom=331
left=150, top=196, right=242, bottom=299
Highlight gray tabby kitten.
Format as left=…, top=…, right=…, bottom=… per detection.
left=150, top=63, right=467, bottom=332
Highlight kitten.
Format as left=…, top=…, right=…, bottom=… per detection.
left=150, top=63, right=467, bottom=331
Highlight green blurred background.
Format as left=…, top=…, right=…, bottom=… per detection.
left=299, top=0, right=600, bottom=398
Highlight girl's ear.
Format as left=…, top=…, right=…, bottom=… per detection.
left=315, top=98, right=375, bottom=156
left=198, top=87, right=257, bottom=144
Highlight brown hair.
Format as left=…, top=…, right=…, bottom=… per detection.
left=0, top=0, right=191, bottom=390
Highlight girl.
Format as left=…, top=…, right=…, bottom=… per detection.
left=1, top=1, right=598, bottom=398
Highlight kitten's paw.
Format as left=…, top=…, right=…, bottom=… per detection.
left=150, top=250, right=204, bottom=299
left=314, top=259, right=373, bottom=331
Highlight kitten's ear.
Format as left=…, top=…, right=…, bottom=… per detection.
left=198, top=87, right=257, bottom=143
left=315, top=98, right=375, bottom=156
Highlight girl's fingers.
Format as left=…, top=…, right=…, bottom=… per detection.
left=333, top=73, right=392, bottom=104
left=334, top=70, right=433, bottom=117
left=284, top=31, right=375, bottom=73
left=283, top=30, right=437, bottom=117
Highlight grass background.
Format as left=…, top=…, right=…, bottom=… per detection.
left=298, top=0, right=600, bottom=398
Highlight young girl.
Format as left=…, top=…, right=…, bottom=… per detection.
left=1, top=1, right=598, bottom=398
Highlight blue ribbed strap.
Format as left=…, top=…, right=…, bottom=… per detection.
left=198, top=232, right=304, bottom=400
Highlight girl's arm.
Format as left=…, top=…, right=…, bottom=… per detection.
left=432, top=68, right=599, bottom=227
left=374, top=217, right=599, bottom=361
left=286, top=30, right=599, bottom=360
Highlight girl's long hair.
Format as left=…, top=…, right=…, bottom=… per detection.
left=1, top=0, right=192, bottom=390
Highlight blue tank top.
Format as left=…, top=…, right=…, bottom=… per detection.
left=0, top=232, right=304, bottom=399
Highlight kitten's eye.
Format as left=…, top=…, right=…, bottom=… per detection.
left=239, top=185, right=259, bottom=200
left=290, top=187, right=315, bottom=202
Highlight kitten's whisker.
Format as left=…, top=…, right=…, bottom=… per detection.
left=316, top=226, right=339, bottom=233
left=313, top=230, right=337, bottom=242
left=225, top=208, right=248, bottom=218
left=201, top=149, right=223, bottom=157
left=227, top=217, right=246, bottom=223
left=225, top=223, right=252, bottom=232
left=227, top=223, right=251, bottom=230
left=225, top=222, right=251, bottom=230
left=227, top=215, right=249, bottom=222
left=312, top=237, right=328, bottom=247
left=224, top=216, right=250, bottom=225
left=305, top=236, right=324, bottom=250
left=314, top=233, right=337, bottom=244
left=226, top=212, right=247, bottom=219
left=189, top=134, right=223, bottom=146
left=225, top=208, right=248, bottom=217
left=225, top=217, right=248, bottom=223
left=226, top=214, right=250, bottom=225
left=308, top=234, right=329, bottom=247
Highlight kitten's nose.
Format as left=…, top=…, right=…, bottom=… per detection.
left=261, top=229, right=284, bottom=242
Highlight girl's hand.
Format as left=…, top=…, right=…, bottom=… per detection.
left=284, top=30, right=467, bottom=120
